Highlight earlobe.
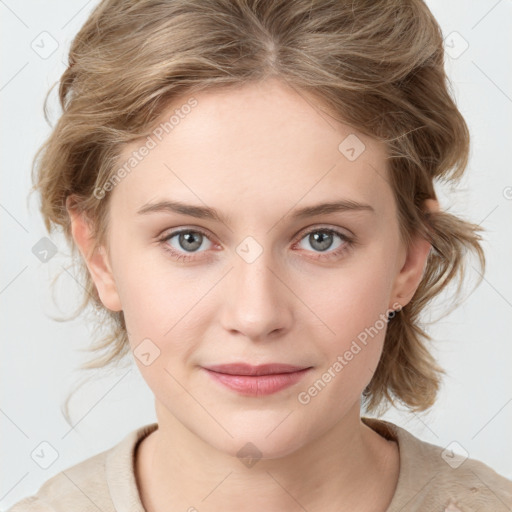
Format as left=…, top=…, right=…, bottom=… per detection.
left=67, top=200, right=122, bottom=312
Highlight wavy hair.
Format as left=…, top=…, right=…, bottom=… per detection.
left=30, top=0, right=486, bottom=422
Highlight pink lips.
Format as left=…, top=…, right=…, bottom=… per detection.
left=203, top=363, right=312, bottom=396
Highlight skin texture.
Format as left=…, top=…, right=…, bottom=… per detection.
left=68, top=78, right=438, bottom=511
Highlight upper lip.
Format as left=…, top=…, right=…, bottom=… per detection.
left=204, top=363, right=311, bottom=376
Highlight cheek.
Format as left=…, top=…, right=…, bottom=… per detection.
left=109, top=229, right=199, bottom=338
left=306, top=253, right=394, bottom=345
left=113, top=257, right=220, bottom=396
left=119, top=269, right=207, bottom=347
left=299, top=249, right=395, bottom=393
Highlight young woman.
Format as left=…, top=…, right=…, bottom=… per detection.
left=9, top=0, right=512, bottom=511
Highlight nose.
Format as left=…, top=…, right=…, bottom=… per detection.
left=219, top=246, right=293, bottom=341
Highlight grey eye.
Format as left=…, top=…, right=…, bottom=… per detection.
left=167, top=230, right=212, bottom=253
left=297, top=230, right=344, bottom=253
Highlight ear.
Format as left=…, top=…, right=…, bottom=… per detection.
left=66, top=197, right=122, bottom=312
left=389, top=199, right=439, bottom=309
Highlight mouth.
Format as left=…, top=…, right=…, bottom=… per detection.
left=204, top=363, right=311, bottom=376
left=202, top=363, right=313, bottom=396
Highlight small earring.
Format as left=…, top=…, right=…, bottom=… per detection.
left=387, top=309, right=400, bottom=321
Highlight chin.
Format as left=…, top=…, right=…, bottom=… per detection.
left=204, top=420, right=310, bottom=462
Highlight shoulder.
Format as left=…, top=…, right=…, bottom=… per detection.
left=5, top=423, right=158, bottom=512
left=362, top=417, right=512, bottom=511
left=419, top=446, right=512, bottom=511
left=6, top=447, right=111, bottom=512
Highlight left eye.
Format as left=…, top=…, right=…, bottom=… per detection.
left=295, top=228, right=350, bottom=254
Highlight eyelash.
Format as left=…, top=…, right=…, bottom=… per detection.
left=157, top=226, right=355, bottom=263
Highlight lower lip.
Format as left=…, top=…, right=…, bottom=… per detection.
left=203, top=368, right=311, bottom=396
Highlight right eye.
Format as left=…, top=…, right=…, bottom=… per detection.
left=158, top=228, right=215, bottom=262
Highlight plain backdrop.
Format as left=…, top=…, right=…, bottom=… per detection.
left=1, top=0, right=511, bottom=509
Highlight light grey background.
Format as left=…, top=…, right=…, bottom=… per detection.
left=1, top=0, right=511, bottom=509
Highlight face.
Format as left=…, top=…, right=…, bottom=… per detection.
left=71, top=78, right=432, bottom=459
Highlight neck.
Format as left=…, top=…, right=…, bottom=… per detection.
left=135, top=401, right=400, bottom=512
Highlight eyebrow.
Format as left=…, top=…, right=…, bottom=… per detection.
left=136, top=199, right=375, bottom=224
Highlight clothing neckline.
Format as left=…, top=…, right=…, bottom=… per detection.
left=106, top=422, right=158, bottom=512
left=105, top=417, right=410, bottom=512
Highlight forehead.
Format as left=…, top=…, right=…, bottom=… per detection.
left=111, top=79, right=392, bottom=221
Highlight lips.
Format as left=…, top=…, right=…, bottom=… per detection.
left=202, top=363, right=312, bottom=397
left=204, top=363, right=310, bottom=376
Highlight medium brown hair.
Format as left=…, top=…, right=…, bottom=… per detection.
left=31, top=0, right=485, bottom=420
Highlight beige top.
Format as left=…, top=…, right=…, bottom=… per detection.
left=7, top=417, right=512, bottom=511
